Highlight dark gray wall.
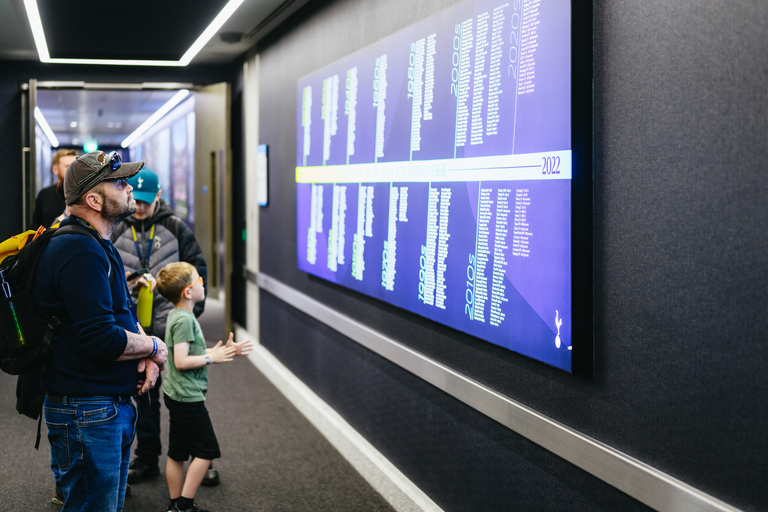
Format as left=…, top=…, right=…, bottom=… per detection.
left=257, top=0, right=768, bottom=511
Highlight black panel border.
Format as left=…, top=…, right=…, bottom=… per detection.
left=571, top=0, right=594, bottom=374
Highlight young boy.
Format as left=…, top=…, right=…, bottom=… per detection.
left=156, top=262, right=253, bottom=512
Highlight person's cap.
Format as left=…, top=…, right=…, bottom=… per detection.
left=126, top=168, right=160, bottom=204
left=64, top=151, right=144, bottom=205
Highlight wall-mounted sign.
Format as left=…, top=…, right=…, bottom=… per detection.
left=296, top=0, right=590, bottom=372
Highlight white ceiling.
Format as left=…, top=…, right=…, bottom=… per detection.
left=36, top=88, right=181, bottom=148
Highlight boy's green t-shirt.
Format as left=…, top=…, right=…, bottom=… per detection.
left=162, top=308, right=208, bottom=402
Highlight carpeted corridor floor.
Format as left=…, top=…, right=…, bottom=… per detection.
left=0, top=340, right=395, bottom=512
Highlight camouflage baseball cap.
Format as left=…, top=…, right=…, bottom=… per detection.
left=64, top=151, right=144, bottom=205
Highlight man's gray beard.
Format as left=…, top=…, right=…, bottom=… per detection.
left=101, top=194, right=138, bottom=228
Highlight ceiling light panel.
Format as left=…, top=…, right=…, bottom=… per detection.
left=37, top=89, right=180, bottom=148
left=26, top=0, right=244, bottom=66
left=34, top=106, right=59, bottom=147
left=121, top=89, right=190, bottom=147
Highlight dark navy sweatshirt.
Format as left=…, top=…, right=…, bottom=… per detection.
left=35, top=215, right=140, bottom=397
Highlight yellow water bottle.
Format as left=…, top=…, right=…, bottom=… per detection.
left=136, top=274, right=153, bottom=328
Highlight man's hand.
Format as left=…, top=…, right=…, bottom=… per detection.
left=151, top=337, right=168, bottom=370
left=136, top=358, right=161, bottom=395
left=119, top=332, right=167, bottom=369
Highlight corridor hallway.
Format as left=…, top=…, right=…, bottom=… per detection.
left=0, top=302, right=396, bottom=512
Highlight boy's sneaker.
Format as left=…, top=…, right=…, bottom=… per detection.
left=177, top=504, right=210, bottom=512
left=52, top=483, right=64, bottom=505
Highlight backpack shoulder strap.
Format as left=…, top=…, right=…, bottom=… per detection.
left=54, top=223, right=99, bottom=240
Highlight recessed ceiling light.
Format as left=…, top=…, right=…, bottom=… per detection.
left=121, top=90, right=190, bottom=148
left=34, top=106, right=59, bottom=147
left=23, top=0, right=245, bottom=67
left=22, top=0, right=49, bottom=61
left=179, top=0, right=245, bottom=66
left=69, top=121, right=78, bottom=128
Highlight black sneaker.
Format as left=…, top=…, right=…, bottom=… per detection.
left=52, top=483, right=64, bottom=505
left=177, top=504, right=210, bottom=512
left=127, top=457, right=160, bottom=484
left=200, top=463, right=219, bottom=487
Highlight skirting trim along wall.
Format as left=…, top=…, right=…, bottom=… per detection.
left=255, top=272, right=741, bottom=512
left=237, top=325, right=444, bottom=512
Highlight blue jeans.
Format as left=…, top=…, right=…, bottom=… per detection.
left=44, top=395, right=137, bottom=512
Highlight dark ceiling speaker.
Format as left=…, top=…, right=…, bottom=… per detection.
left=219, top=32, right=244, bottom=44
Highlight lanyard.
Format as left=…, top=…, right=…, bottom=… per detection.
left=73, top=216, right=99, bottom=234
left=131, top=224, right=155, bottom=268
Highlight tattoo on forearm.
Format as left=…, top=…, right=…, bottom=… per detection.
left=119, top=331, right=149, bottom=360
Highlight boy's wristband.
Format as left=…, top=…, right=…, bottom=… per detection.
left=205, top=354, right=211, bottom=365
left=150, top=337, right=158, bottom=358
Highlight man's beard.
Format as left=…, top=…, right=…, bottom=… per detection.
left=101, top=193, right=138, bottom=227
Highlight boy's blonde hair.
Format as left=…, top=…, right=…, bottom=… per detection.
left=156, top=261, right=197, bottom=305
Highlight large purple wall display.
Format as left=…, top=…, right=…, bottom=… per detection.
left=296, top=0, right=578, bottom=371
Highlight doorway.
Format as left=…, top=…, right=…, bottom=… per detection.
left=22, top=80, right=232, bottom=337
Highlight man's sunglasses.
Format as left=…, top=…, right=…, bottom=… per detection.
left=106, top=151, right=122, bottom=171
left=76, top=151, right=123, bottom=193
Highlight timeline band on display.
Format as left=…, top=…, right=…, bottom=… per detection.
left=296, top=0, right=576, bottom=371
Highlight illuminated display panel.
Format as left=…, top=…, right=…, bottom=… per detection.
left=296, top=0, right=587, bottom=372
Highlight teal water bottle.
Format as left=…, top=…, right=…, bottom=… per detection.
left=0, top=269, right=25, bottom=352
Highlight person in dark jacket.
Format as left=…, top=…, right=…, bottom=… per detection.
left=31, top=148, right=77, bottom=228
left=36, top=150, right=168, bottom=511
left=111, top=168, right=218, bottom=486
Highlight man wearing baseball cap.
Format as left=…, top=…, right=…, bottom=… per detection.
left=111, top=167, right=216, bottom=487
left=35, top=151, right=168, bottom=511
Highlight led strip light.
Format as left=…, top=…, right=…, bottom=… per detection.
left=23, top=0, right=244, bottom=66
left=121, top=89, right=190, bottom=148
left=33, top=106, right=59, bottom=147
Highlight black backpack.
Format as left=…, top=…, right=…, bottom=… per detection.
left=0, top=224, right=104, bottom=447
left=0, top=224, right=103, bottom=374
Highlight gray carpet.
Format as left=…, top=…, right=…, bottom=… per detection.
left=0, top=346, right=394, bottom=511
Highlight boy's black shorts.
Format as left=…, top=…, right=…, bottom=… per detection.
left=164, top=395, right=221, bottom=462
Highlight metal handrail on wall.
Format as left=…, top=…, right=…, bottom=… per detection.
left=253, top=271, right=741, bottom=512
